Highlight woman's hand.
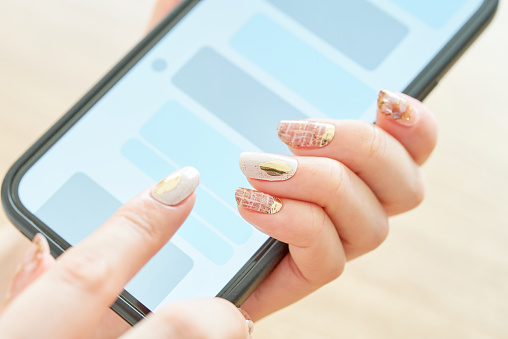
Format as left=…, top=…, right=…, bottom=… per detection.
left=0, top=167, right=252, bottom=339
left=236, top=90, right=438, bottom=320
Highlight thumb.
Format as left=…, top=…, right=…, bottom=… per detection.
left=120, top=298, right=253, bottom=339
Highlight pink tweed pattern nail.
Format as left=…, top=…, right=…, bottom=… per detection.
left=235, top=188, right=282, bottom=214
left=277, top=120, right=335, bottom=148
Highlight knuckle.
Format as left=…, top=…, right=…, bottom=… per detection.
left=369, top=218, right=390, bottom=251
left=114, top=205, right=161, bottom=246
left=346, top=218, right=389, bottom=255
left=409, top=172, right=426, bottom=208
left=300, top=204, right=327, bottom=248
left=55, top=248, right=111, bottom=294
left=324, top=160, right=349, bottom=204
left=358, top=218, right=390, bottom=253
left=363, top=124, right=388, bottom=160
left=322, top=258, right=345, bottom=285
left=397, top=168, right=426, bottom=212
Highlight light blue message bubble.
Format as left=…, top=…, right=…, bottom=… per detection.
left=230, top=14, right=376, bottom=118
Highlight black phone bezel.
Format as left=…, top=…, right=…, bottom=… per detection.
left=1, top=0, right=498, bottom=326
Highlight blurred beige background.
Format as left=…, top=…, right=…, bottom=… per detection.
left=0, top=1, right=507, bottom=338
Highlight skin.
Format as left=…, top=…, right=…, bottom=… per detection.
left=0, top=1, right=438, bottom=338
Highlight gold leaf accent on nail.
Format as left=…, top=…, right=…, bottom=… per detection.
left=321, top=125, right=336, bottom=146
left=155, top=175, right=180, bottom=195
left=259, top=160, right=292, bottom=176
left=269, top=198, right=283, bottom=214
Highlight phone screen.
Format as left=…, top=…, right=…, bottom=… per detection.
left=17, top=0, right=483, bottom=311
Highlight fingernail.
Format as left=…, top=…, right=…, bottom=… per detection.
left=239, top=152, right=297, bottom=181
left=235, top=188, right=282, bottom=214
left=8, top=234, right=50, bottom=298
left=20, top=234, right=50, bottom=273
left=277, top=120, right=335, bottom=148
left=238, top=308, right=254, bottom=339
left=377, top=89, right=419, bottom=126
left=151, top=167, right=200, bottom=205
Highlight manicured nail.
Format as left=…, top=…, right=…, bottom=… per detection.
left=235, top=188, right=282, bottom=214
left=277, top=120, right=335, bottom=148
left=238, top=308, right=254, bottom=339
left=239, top=152, right=297, bottom=181
left=8, top=234, right=50, bottom=298
left=151, top=167, right=200, bottom=205
left=377, top=89, right=419, bottom=126
left=20, top=234, right=50, bottom=274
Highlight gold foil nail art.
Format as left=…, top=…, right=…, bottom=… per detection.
left=239, top=152, right=297, bottom=181
left=155, top=175, right=180, bottom=195
left=277, top=120, right=335, bottom=148
left=321, top=125, right=336, bottom=146
left=377, top=89, right=418, bottom=126
left=235, top=188, right=283, bottom=214
left=259, top=160, right=292, bottom=176
left=151, top=167, right=200, bottom=206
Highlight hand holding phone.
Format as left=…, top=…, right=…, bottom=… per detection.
left=1, top=0, right=496, bottom=325
left=2, top=89, right=438, bottom=334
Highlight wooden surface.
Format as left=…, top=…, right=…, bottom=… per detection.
left=1, top=1, right=507, bottom=338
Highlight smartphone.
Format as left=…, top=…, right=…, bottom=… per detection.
left=1, top=0, right=497, bottom=325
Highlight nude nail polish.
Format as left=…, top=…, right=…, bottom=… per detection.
left=377, top=89, right=419, bottom=126
left=235, top=188, right=282, bottom=214
left=8, top=234, right=50, bottom=299
left=151, top=167, right=200, bottom=205
left=277, top=120, right=335, bottom=148
left=238, top=308, right=254, bottom=339
left=20, top=233, right=50, bottom=274
left=239, top=152, right=297, bottom=181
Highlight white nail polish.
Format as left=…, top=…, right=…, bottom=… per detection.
left=152, top=167, right=200, bottom=205
left=239, top=152, right=297, bottom=181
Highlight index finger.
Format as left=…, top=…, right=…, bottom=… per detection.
left=0, top=167, right=199, bottom=338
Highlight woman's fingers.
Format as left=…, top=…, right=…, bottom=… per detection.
left=4, top=234, right=54, bottom=304
left=121, top=298, right=252, bottom=339
left=239, top=154, right=388, bottom=259
left=235, top=153, right=387, bottom=316
left=276, top=90, right=437, bottom=215
left=4, top=234, right=133, bottom=338
left=0, top=167, right=199, bottom=338
left=277, top=122, right=424, bottom=215
left=375, top=90, right=438, bottom=165
left=235, top=188, right=345, bottom=283
left=234, top=188, right=345, bottom=320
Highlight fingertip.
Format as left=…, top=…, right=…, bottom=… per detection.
left=129, top=298, right=250, bottom=339
left=376, top=90, right=438, bottom=165
left=6, top=235, right=55, bottom=302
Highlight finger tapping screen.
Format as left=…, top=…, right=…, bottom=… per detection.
left=18, top=0, right=483, bottom=310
